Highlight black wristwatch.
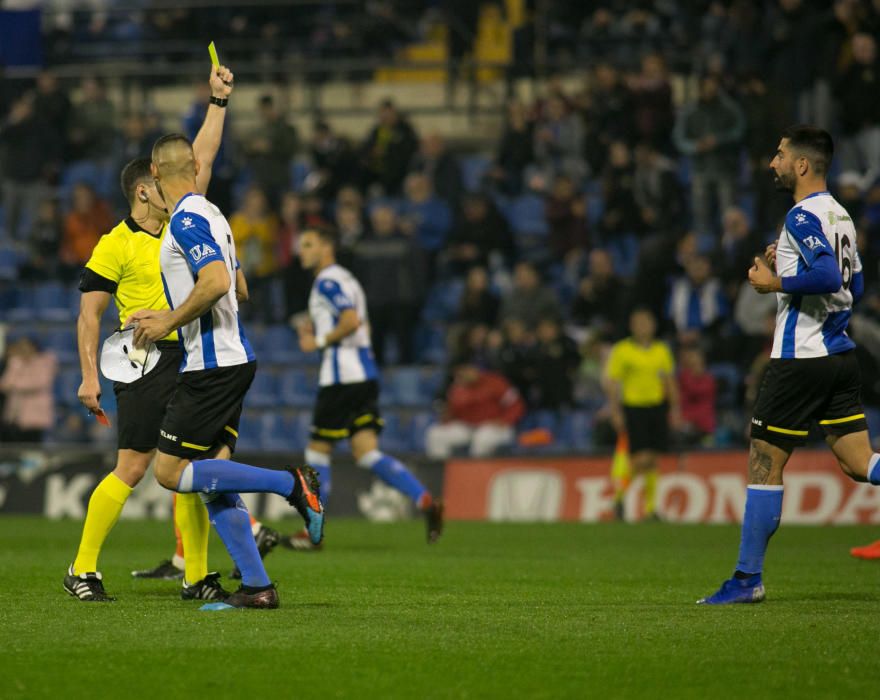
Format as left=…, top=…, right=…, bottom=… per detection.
left=209, top=96, right=228, bottom=108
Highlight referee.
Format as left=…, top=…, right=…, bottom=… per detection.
left=604, top=308, right=681, bottom=521
left=64, top=66, right=236, bottom=604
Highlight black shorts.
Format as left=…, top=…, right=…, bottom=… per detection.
left=113, top=342, right=181, bottom=452
left=624, top=403, right=669, bottom=453
left=750, top=351, right=867, bottom=449
left=158, top=361, right=256, bottom=459
left=310, top=380, right=383, bottom=443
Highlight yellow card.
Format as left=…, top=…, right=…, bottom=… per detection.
left=208, top=41, right=219, bottom=68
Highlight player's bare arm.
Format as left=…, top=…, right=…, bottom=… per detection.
left=299, top=308, right=360, bottom=352
left=748, top=256, right=782, bottom=294
left=77, top=291, right=112, bottom=412
left=130, top=260, right=230, bottom=347
left=664, top=374, right=682, bottom=430
left=193, top=64, right=234, bottom=196
left=602, top=375, right=625, bottom=433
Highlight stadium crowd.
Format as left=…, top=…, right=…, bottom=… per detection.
left=3, top=0, right=880, bottom=453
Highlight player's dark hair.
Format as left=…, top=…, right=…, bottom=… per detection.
left=304, top=226, right=339, bottom=249
left=120, top=157, right=153, bottom=206
left=152, top=132, right=192, bottom=160
left=782, top=125, right=834, bottom=176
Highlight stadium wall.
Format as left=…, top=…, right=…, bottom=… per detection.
left=3, top=448, right=878, bottom=525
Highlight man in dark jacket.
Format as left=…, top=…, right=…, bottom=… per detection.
left=360, top=99, right=419, bottom=196
left=673, top=74, right=745, bottom=234
left=244, top=94, right=298, bottom=208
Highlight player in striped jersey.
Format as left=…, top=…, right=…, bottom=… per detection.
left=64, top=65, right=250, bottom=603
left=699, top=126, right=880, bottom=604
left=292, top=227, right=444, bottom=545
left=129, top=134, right=323, bottom=609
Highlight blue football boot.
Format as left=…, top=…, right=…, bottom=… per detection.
left=697, top=574, right=765, bottom=605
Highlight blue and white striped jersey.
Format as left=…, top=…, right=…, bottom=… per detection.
left=309, top=264, right=378, bottom=387
left=772, top=191, right=861, bottom=359
left=160, top=192, right=254, bottom=372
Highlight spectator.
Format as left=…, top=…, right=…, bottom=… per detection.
left=1, top=93, right=59, bottom=244
left=456, top=266, right=499, bottom=327
left=604, top=308, right=680, bottom=521
left=674, top=74, right=745, bottom=235
left=532, top=318, right=581, bottom=410
left=570, top=248, right=629, bottom=341
left=545, top=173, right=590, bottom=260
left=633, top=141, right=684, bottom=237
left=360, top=98, right=419, bottom=196
left=277, top=192, right=311, bottom=317
left=353, top=205, right=426, bottom=365
left=244, top=94, right=299, bottom=207
left=67, top=76, right=116, bottom=161
left=716, top=206, right=764, bottom=295
left=425, top=362, right=525, bottom=458
left=335, top=203, right=368, bottom=250
left=489, top=98, right=535, bottom=195
left=667, top=254, right=729, bottom=351
left=399, top=172, right=453, bottom=261
left=599, top=141, right=643, bottom=239
left=676, top=345, right=717, bottom=445
left=447, top=193, right=515, bottom=273
left=834, top=33, right=880, bottom=178
left=533, top=95, right=586, bottom=181
left=229, top=186, right=278, bottom=319
left=33, top=70, right=71, bottom=152
left=309, top=119, right=358, bottom=199
left=499, top=261, right=562, bottom=328
left=628, top=53, right=675, bottom=150
left=61, top=183, right=113, bottom=268
left=491, top=318, right=537, bottom=403
left=583, top=61, right=635, bottom=174
left=410, top=132, right=463, bottom=207
left=0, top=337, right=57, bottom=444
left=20, top=197, right=63, bottom=282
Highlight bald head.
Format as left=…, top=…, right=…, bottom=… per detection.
left=152, top=133, right=197, bottom=181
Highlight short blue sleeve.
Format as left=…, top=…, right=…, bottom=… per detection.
left=317, top=278, right=354, bottom=313
left=785, top=207, right=833, bottom=266
left=170, top=211, right=225, bottom=273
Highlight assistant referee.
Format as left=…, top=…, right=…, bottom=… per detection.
left=604, top=308, right=681, bottom=521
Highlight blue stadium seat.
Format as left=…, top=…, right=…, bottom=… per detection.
left=290, top=159, right=312, bottom=192
left=282, top=413, right=312, bottom=452
left=261, top=325, right=301, bottom=364
left=245, top=371, right=280, bottom=408
left=7, top=286, right=36, bottom=322
left=35, top=282, right=75, bottom=321
left=379, top=412, right=408, bottom=453
left=44, top=328, right=78, bottom=364
left=607, top=233, right=639, bottom=279
left=236, top=411, right=264, bottom=451
left=461, top=154, right=491, bottom=192
left=0, top=247, right=20, bottom=281
left=709, top=363, right=742, bottom=409
left=280, top=368, right=317, bottom=408
left=387, top=367, right=425, bottom=407
left=508, top=194, right=549, bottom=236
left=55, top=368, right=82, bottom=408
left=421, top=280, right=463, bottom=323
left=409, top=411, right=436, bottom=452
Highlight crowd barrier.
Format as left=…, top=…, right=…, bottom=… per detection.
left=3, top=447, right=877, bottom=525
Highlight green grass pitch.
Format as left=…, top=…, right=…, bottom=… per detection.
left=2, top=516, right=879, bottom=699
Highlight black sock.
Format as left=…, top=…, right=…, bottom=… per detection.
left=734, top=570, right=758, bottom=580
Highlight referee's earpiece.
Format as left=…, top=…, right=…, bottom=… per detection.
left=138, top=190, right=149, bottom=204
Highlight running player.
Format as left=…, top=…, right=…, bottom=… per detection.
left=64, top=65, right=242, bottom=603
left=292, top=226, right=443, bottom=544
left=699, top=125, right=880, bottom=604
left=129, top=133, right=323, bottom=609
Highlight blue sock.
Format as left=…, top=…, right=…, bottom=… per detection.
left=203, top=493, right=270, bottom=588
left=735, top=486, right=784, bottom=576
left=868, top=454, right=880, bottom=484
left=178, top=459, right=294, bottom=497
left=305, top=448, right=332, bottom=504
left=359, top=450, right=428, bottom=505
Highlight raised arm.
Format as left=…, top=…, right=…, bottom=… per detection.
left=193, top=65, right=234, bottom=196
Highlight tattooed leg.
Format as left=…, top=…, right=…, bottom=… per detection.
left=748, top=439, right=790, bottom=486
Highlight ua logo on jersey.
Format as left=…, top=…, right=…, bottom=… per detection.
left=803, top=235, right=825, bottom=250
left=189, top=243, right=217, bottom=262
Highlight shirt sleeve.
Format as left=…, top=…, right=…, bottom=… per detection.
left=169, top=211, right=225, bottom=273
left=316, top=278, right=355, bottom=313
left=605, top=344, right=624, bottom=381
left=660, top=344, right=675, bottom=375
left=84, top=233, right=124, bottom=284
left=784, top=207, right=834, bottom=267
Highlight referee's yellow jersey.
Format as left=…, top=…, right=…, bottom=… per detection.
left=84, top=217, right=178, bottom=342
left=606, top=338, right=674, bottom=407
